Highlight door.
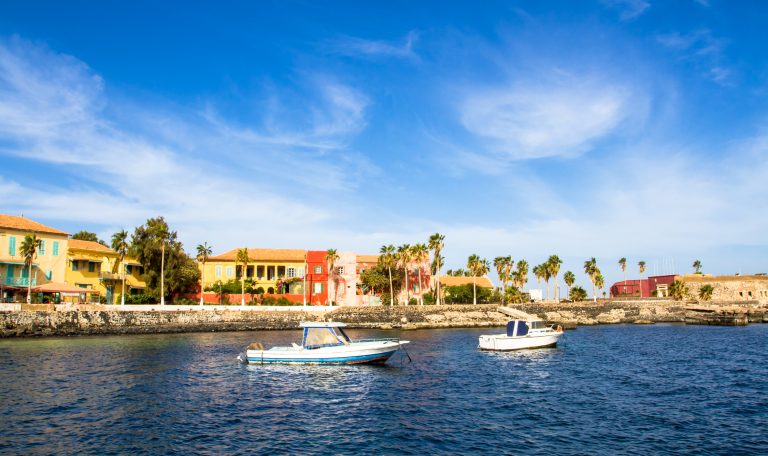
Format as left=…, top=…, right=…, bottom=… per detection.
left=106, top=286, right=114, bottom=304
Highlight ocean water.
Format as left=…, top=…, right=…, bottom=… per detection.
left=0, top=324, right=767, bottom=455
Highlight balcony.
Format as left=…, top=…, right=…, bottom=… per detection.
left=2, top=277, right=37, bottom=287
left=99, top=272, right=122, bottom=281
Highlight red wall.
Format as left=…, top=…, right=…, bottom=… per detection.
left=305, top=250, right=328, bottom=305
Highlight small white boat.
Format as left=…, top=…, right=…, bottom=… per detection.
left=478, top=319, right=564, bottom=351
left=245, top=322, right=410, bottom=365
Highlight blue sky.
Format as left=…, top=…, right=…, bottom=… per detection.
left=1, top=0, right=767, bottom=292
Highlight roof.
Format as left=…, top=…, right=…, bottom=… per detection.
left=208, top=248, right=307, bottom=262
left=439, top=275, right=494, bottom=288
left=68, top=239, right=116, bottom=254
left=678, top=274, right=768, bottom=283
left=356, top=254, right=380, bottom=263
left=300, top=321, right=347, bottom=328
left=0, top=214, right=68, bottom=236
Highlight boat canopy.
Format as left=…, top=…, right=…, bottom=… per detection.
left=302, top=326, right=351, bottom=349
left=506, top=320, right=529, bottom=337
left=299, top=321, right=347, bottom=328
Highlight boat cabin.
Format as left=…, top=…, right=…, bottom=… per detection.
left=506, top=320, right=549, bottom=337
left=301, top=322, right=351, bottom=349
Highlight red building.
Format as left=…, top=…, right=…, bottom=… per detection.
left=610, top=275, right=676, bottom=298
left=304, top=250, right=329, bottom=305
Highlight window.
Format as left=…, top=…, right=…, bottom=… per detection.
left=126, top=265, right=132, bottom=274
left=215, top=266, right=222, bottom=278
left=226, top=266, right=233, bottom=278
left=72, top=261, right=79, bottom=272
left=45, top=270, right=52, bottom=280
left=314, top=266, right=322, bottom=274
left=313, top=282, right=323, bottom=293
left=39, top=240, right=46, bottom=256
left=52, top=241, right=59, bottom=256
left=8, top=236, right=16, bottom=256
left=287, top=267, right=296, bottom=278
left=6, top=265, right=14, bottom=278
left=748, top=291, right=753, bottom=298
left=337, top=266, right=344, bottom=275
left=88, top=262, right=96, bottom=273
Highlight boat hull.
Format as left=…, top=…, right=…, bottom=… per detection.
left=478, top=332, right=562, bottom=351
left=246, top=341, right=406, bottom=365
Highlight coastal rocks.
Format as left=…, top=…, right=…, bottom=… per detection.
left=596, top=309, right=626, bottom=324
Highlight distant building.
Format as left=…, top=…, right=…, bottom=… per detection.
left=610, top=273, right=768, bottom=303
left=65, top=239, right=146, bottom=304
left=0, top=214, right=69, bottom=303
left=438, top=275, right=494, bottom=289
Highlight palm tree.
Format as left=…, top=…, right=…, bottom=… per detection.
left=583, top=257, right=598, bottom=302
left=325, top=248, right=340, bottom=306
left=569, top=285, right=588, bottom=301
left=638, top=260, right=646, bottom=297
left=236, top=248, right=250, bottom=306
left=158, top=224, right=170, bottom=305
left=563, top=271, right=575, bottom=299
left=532, top=264, right=545, bottom=300
left=20, top=233, right=41, bottom=304
left=542, top=263, right=552, bottom=301
left=467, top=254, right=481, bottom=305
left=618, top=257, right=627, bottom=285
left=428, top=233, right=445, bottom=305
left=669, top=280, right=689, bottom=301
left=698, top=284, right=714, bottom=301
left=111, top=230, right=129, bottom=306
left=379, top=245, right=396, bottom=305
left=693, top=260, right=702, bottom=274
left=478, top=258, right=490, bottom=303
left=516, top=260, right=529, bottom=291
left=493, top=257, right=508, bottom=304
left=196, top=242, right=212, bottom=306
left=397, top=244, right=412, bottom=305
left=548, top=255, right=562, bottom=302
left=595, top=273, right=605, bottom=300
left=410, top=244, right=429, bottom=305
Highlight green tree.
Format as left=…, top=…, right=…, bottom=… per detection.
left=428, top=233, right=445, bottom=305
left=638, top=260, right=646, bottom=296
left=669, top=280, right=689, bottom=301
left=196, top=242, right=212, bottom=306
left=111, top=230, right=129, bottom=306
left=548, top=255, right=562, bottom=301
left=325, top=248, right=340, bottom=305
left=410, top=243, right=429, bottom=305
left=20, top=233, right=41, bottom=304
left=494, top=256, right=512, bottom=305
left=595, top=273, right=605, bottom=300
left=584, top=257, right=598, bottom=302
left=467, top=254, right=481, bottom=305
left=618, top=257, right=627, bottom=285
left=569, top=285, right=588, bottom=301
left=379, top=245, right=396, bottom=305
left=397, top=244, right=412, bottom=305
left=693, top=260, right=702, bottom=274
left=563, top=271, right=575, bottom=299
left=515, top=260, right=529, bottom=290
left=698, top=284, right=714, bottom=301
left=236, top=248, right=250, bottom=306
left=71, top=230, right=107, bottom=246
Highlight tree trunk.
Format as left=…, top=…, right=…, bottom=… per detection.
left=26, top=261, right=32, bottom=304
left=473, top=276, right=477, bottom=305
left=199, top=262, right=204, bottom=306
left=160, top=242, right=165, bottom=306
left=388, top=267, right=394, bottom=306
left=404, top=267, right=409, bottom=305
left=418, top=268, right=423, bottom=305
left=121, top=259, right=126, bottom=306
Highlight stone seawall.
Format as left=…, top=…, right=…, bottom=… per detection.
left=1, top=301, right=764, bottom=337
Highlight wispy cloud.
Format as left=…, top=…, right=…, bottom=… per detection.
left=459, top=76, right=640, bottom=160
left=656, top=28, right=733, bottom=85
left=601, top=0, right=651, bottom=20
left=324, top=31, right=419, bottom=60
left=0, top=37, right=374, bottom=251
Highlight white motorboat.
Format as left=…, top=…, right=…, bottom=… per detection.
left=244, top=322, right=409, bottom=364
left=478, top=319, right=564, bottom=351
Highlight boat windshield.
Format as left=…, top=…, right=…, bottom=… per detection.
left=336, top=327, right=352, bottom=344
left=303, top=327, right=347, bottom=349
left=530, top=321, right=549, bottom=329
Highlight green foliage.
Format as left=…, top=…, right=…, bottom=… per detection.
left=698, top=284, right=714, bottom=301
left=443, top=284, right=492, bottom=304
left=669, top=280, right=689, bottom=301
left=72, top=230, right=107, bottom=246
left=125, top=293, right=156, bottom=304
left=563, top=271, right=576, bottom=288
left=261, top=296, right=294, bottom=306
left=360, top=267, right=389, bottom=294
left=569, top=286, right=588, bottom=301
left=130, top=217, right=200, bottom=299
left=422, top=291, right=436, bottom=305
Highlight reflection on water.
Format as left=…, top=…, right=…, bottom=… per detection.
left=1, top=324, right=767, bottom=454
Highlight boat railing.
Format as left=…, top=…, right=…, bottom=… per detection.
left=355, top=338, right=403, bottom=343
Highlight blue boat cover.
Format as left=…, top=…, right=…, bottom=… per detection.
left=506, top=320, right=529, bottom=336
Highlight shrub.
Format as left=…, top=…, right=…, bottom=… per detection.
left=422, top=291, right=435, bottom=305
left=125, top=293, right=155, bottom=304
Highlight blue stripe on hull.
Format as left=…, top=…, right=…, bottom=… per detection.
left=247, top=350, right=398, bottom=364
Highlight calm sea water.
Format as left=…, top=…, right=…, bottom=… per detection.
left=1, top=324, right=767, bottom=455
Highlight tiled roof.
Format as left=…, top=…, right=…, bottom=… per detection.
left=439, top=275, right=494, bottom=288
left=356, top=254, right=380, bottom=263
left=0, top=214, right=68, bottom=235
left=68, top=239, right=116, bottom=254
left=208, top=248, right=307, bottom=262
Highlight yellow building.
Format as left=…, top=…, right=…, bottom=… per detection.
left=202, top=248, right=307, bottom=294
left=0, top=214, right=69, bottom=302
left=65, top=239, right=147, bottom=304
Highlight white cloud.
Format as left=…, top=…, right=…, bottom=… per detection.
left=0, top=37, right=374, bottom=253
left=325, top=31, right=419, bottom=60
left=656, top=29, right=733, bottom=85
left=460, top=78, right=637, bottom=160
left=601, top=0, right=651, bottom=20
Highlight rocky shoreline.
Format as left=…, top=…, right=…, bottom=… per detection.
left=1, top=301, right=766, bottom=337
